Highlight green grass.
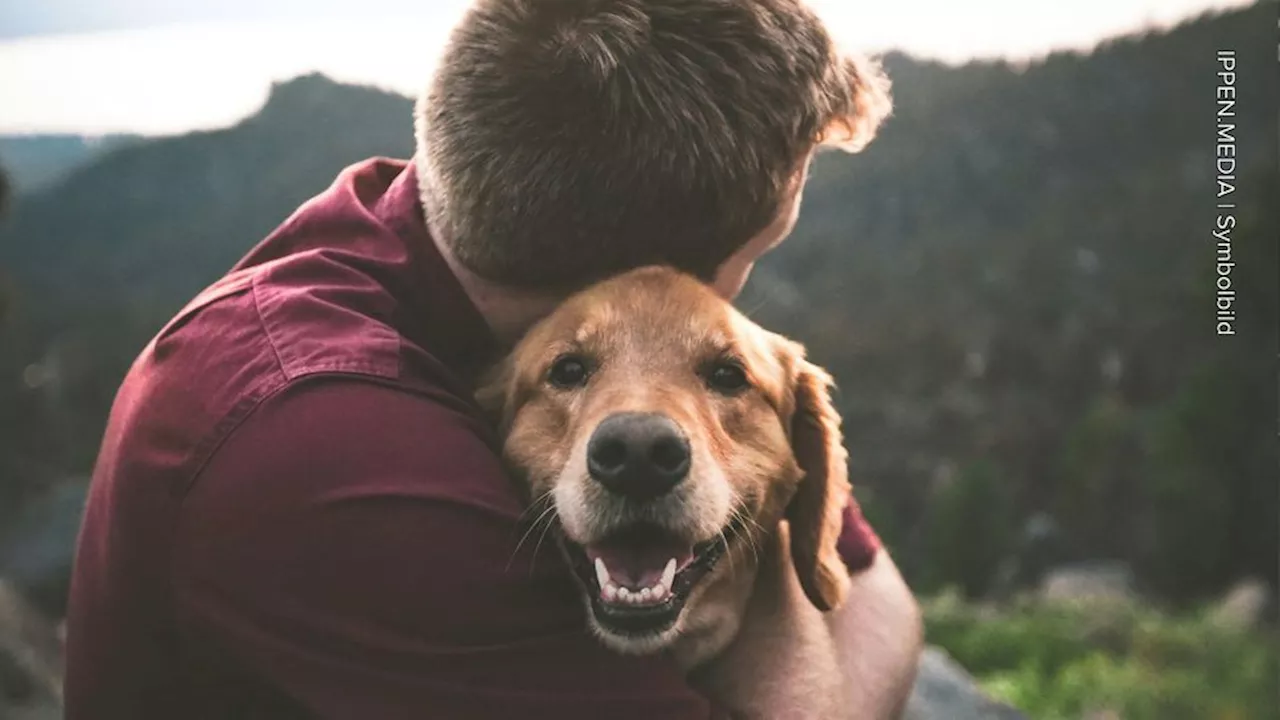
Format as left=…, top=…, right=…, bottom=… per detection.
left=922, top=591, right=1279, bottom=720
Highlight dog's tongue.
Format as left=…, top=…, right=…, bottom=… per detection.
left=584, top=527, right=695, bottom=589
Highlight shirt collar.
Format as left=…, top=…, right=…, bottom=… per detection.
left=375, top=161, right=500, bottom=386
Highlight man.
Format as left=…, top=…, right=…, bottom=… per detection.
left=65, top=1, right=921, bottom=718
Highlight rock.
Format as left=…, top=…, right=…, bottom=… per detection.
left=904, top=646, right=1028, bottom=720
left=1038, top=560, right=1136, bottom=605
left=0, top=479, right=88, bottom=617
left=1208, top=577, right=1271, bottom=631
left=2, top=702, right=63, bottom=720
left=0, top=579, right=63, bottom=718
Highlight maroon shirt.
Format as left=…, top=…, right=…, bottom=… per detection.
left=64, top=158, right=880, bottom=719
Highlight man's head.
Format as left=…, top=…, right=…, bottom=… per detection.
left=415, top=0, right=891, bottom=298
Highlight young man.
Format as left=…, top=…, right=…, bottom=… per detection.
left=64, top=1, right=921, bottom=718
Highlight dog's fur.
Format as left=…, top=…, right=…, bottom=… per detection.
left=479, top=266, right=854, bottom=669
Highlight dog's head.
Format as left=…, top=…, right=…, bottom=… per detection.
left=479, top=266, right=851, bottom=654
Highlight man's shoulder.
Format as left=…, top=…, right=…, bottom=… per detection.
left=99, top=270, right=284, bottom=493
left=210, top=156, right=476, bottom=389
left=101, top=154, right=492, bottom=501
left=122, top=257, right=398, bottom=426
left=108, top=257, right=466, bottom=501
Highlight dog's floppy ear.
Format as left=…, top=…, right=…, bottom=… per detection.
left=787, top=360, right=853, bottom=612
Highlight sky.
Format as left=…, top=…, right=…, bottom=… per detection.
left=0, top=0, right=1255, bottom=135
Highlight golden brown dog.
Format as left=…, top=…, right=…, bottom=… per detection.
left=478, top=266, right=853, bottom=670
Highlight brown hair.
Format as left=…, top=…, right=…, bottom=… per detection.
left=415, top=0, right=891, bottom=290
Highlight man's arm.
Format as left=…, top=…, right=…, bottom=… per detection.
left=693, top=524, right=923, bottom=720
left=171, top=379, right=730, bottom=719
left=832, top=493, right=924, bottom=716
left=830, top=550, right=925, bottom=719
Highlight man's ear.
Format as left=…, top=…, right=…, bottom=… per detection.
left=786, top=359, right=853, bottom=612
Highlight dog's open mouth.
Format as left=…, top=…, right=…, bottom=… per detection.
left=563, top=518, right=743, bottom=638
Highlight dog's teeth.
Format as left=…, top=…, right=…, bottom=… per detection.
left=661, top=558, right=677, bottom=590
left=601, top=575, right=674, bottom=606
left=594, top=558, right=611, bottom=589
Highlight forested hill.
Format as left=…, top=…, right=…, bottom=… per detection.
left=0, top=134, right=140, bottom=195
left=739, top=2, right=1277, bottom=602
left=0, top=3, right=1274, bottom=608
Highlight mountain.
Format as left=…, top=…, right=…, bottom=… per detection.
left=1, top=74, right=414, bottom=323
left=0, top=5, right=1275, bottom=609
left=0, top=134, right=140, bottom=195
left=0, top=73, right=415, bottom=505
left=739, top=4, right=1277, bottom=601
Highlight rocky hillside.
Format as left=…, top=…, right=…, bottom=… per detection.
left=0, top=4, right=1275, bottom=614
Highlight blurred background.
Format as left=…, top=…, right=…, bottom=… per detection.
left=0, top=1, right=1276, bottom=718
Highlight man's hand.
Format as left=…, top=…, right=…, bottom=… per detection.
left=691, top=524, right=923, bottom=719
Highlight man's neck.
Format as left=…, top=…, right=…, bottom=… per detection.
left=428, top=228, right=563, bottom=348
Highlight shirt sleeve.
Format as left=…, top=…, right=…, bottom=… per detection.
left=171, top=378, right=731, bottom=720
left=837, top=495, right=882, bottom=574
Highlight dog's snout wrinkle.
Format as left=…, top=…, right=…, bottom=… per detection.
left=587, top=412, right=691, bottom=501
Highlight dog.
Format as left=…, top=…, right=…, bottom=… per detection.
left=478, top=265, right=853, bottom=671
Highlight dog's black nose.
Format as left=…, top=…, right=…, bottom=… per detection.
left=587, top=412, right=691, bottom=500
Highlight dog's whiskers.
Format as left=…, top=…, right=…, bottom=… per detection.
left=528, top=509, right=561, bottom=577
left=717, top=525, right=736, bottom=577
left=739, top=510, right=767, bottom=541
left=729, top=507, right=763, bottom=568
left=507, top=492, right=558, bottom=573
left=515, top=488, right=555, bottom=524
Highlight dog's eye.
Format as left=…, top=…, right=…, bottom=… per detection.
left=706, top=361, right=749, bottom=394
left=548, top=355, right=591, bottom=389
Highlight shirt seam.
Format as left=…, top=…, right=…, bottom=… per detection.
left=251, top=272, right=289, bottom=381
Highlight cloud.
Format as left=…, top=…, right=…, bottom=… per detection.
left=0, top=0, right=1253, bottom=135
